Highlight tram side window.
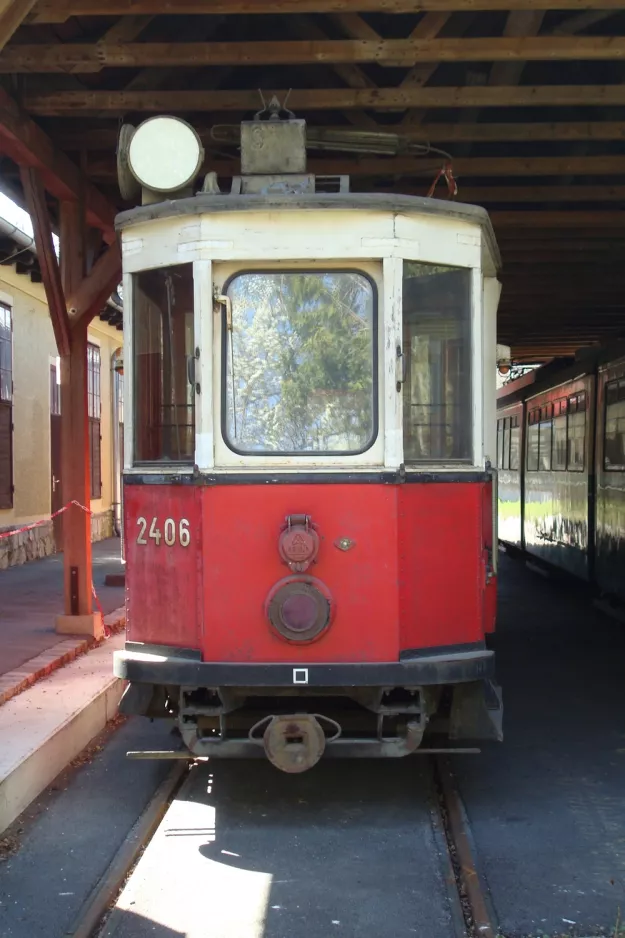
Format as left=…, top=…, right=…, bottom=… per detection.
left=552, top=399, right=567, bottom=471
left=509, top=416, right=520, bottom=470
left=402, top=262, right=471, bottom=462
left=567, top=392, right=586, bottom=472
left=133, top=263, right=195, bottom=463
left=526, top=410, right=539, bottom=471
left=604, top=379, right=625, bottom=471
left=497, top=415, right=519, bottom=470
left=538, top=404, right=553, bottom=471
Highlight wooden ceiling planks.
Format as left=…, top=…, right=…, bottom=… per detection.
left=2, top=0, right=624, bottom=361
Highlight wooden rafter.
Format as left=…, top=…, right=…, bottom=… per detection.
left=54, top=120, right=625, bottom=149
left=101, top=12, right=153, bottom=41
left=10, top=37, right=625, bottom=71
left=24, top=86, right=625, bottom=114
left=0, top=88, right=116, bottom=235
left=491, top=211, right=625, bottom=228
left=291, top=15, right=379, bottom=129
left=66, top=240, right=121, bottom=324
left=84, top=154, right=625, bottom=179
left=0, top=0, right=38, bottom=51
left=424, top=185, right=625, bottom=202
left=399, top=13, right=454, bottom=126
left=552, top=10, right=619, bottom=35
left=19, top=165, right=71, bottom=356
left=28, top=0, right=625, bottom=21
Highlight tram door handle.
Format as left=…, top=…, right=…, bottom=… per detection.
left=395, top=345, right=406, bottom=392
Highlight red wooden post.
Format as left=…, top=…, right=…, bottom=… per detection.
left=56, top=201, right=101, bottom=635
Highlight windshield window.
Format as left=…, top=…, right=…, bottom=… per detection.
left=223, top=271, right=376, bottom=454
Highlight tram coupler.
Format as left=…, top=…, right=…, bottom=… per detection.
left=261, top=714, right=328, bottom=774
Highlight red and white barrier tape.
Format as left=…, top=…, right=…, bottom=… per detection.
left=0, top=498, right=91, bottom=541
left=1, top=499, right=114, bottom=637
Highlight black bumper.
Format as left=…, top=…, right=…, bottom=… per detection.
left=113, top=643, right=494, bottom=688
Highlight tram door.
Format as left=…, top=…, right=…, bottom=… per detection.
left=49, top=362, right=63, bottom=550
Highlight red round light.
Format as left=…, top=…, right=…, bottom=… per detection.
left=265, top=577, right=333, bottom=644
left=281, top=592, right=318, bottom=632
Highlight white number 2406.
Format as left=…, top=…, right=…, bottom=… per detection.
left=136, top=517, right=191, bottom=548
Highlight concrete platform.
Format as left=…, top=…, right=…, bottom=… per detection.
left=0, top=537, right=125, bottom=678
left=0, top=633, right=125, bottom=835
left=0, top=606, right=125, bottom=707
left=0, top=718, right=173, bottom=938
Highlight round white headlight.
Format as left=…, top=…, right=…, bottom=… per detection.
left=128, top=116, right=204, bottom=193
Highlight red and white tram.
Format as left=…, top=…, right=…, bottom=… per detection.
left=113, top=110, right=504, bottom=772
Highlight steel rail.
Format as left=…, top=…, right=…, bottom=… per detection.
left=65, top=761, right=188, bottom=938
left=433, top=757, right=498, bottom=938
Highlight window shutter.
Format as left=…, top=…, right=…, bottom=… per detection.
left=0, top=402, right=13, bottom=509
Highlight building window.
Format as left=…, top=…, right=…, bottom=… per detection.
left=87, top=343, right=101, bottom=498
left=50, top=362, right=61, bottom=416
left=604, top=379, right=625, bottom=471
left=0, top=303, right=12, bottom=509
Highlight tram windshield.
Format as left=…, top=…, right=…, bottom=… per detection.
left=402, top=262, right=472, bottom=462
left=223, top=271, right=376, bottom=454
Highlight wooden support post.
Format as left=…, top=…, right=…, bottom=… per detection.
left=20, top=166, right=70, bottom=356
left=55, top=201, right=102, bottom=638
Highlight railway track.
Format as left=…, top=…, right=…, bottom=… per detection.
left=65, top=755, right=497, bottom=938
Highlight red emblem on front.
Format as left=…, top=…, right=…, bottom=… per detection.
left=278, top=514, right=319, bottom=573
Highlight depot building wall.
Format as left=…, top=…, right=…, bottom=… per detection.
left=0, top=265, right=122, bottom=568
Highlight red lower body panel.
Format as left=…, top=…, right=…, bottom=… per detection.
left=124, top=481, right=495, bottom=662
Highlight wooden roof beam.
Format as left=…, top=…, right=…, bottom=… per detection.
left=29, top=0, right=625, bottom=21
left=492, top=210, right=625, bottom=228
left=25, top=86, right=625, bottom=113
left=13, top=37, right=625, bottom=71
left=552, top=10, right=619, bottom=35
left=101, top=13, right=154, bottom=41
left=66, top=240, right=121, bottom=325
left=83, top=154, right=625, bottom=178
left=0, top=88, right=116, bottom=235
left=54, top=120, right=625, bottom=148
left=0, top=0, right=38, bottom=51
left=19, top=165, right=71, bottom=356
left=290, top=15, right=379, bottom=129
left=429, top=184, right=625, bottom=202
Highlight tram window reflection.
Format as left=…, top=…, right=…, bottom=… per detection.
left=133, top=263, right=195, bottom=463
left=223, top=270, right=376, bottom=454
left=402, top=262, right=472, bottom=462
left=509, top=417, right=520, bottom=471
left=604, top=380, right=625, bottom=471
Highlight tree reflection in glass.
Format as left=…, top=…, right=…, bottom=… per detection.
left=224, top=271, right=375, bottom=454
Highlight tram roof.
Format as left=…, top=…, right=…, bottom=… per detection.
left=1, top=3, right=625, bottom=359
left=116, top=191, right=501, bottom=272
left=497, top=338, right=625, bottom=405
